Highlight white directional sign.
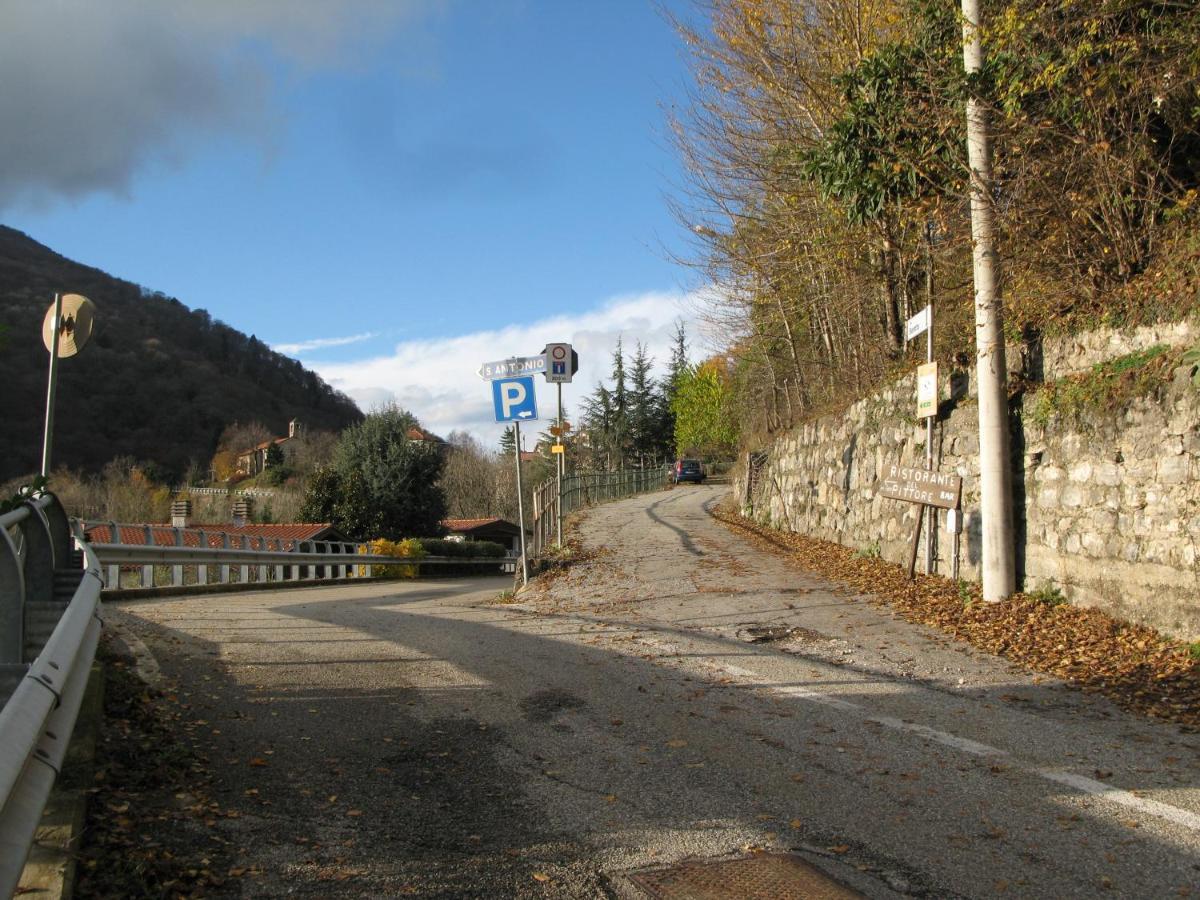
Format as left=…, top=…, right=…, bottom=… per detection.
left=478, top=355, right=546, bottom=380
left=905, top=305, right=931, bottom=342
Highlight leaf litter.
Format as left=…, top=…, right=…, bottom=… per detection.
left=712, top=505, right=1200, bottom=730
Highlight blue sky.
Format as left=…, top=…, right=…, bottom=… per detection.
left=3, top=2, right=709, bottom=439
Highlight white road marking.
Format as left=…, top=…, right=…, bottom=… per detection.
left=647, top=639, right=1200, bottom=834
left=1036, top=769, right=1200, bottom=832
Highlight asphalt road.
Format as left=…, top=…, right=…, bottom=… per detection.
left=106, top=485, right=1200, bottom=898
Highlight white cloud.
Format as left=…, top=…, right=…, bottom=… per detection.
left=0, top=2, right=440, bottom=208
left=272, top=332, right=379, bottom=356
left=308, top=289, right=710, bottom=448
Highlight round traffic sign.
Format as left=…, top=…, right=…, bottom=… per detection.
left=551, top=345, right=567, bottom=360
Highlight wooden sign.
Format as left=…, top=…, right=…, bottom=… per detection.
left=878, top=463, right=962, bottom=509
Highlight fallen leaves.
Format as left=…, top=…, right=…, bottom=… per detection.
left=714, top=507, right=1200, bottom=730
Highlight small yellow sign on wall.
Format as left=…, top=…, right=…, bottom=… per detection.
left=917, top=362, right=938, bottom=418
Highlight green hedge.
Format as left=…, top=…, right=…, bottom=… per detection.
left=417, top=538, right=506, bottom=559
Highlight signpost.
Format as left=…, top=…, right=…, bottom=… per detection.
left=490, top=375, right=538, bottom=586
left=479, top=344, right=579, bottom=565
left=878, top=464, right=962, bottom=509
left=40, top=293, right=95, bottom=478
left=542, top=343, right=577, bottom=548
left=877, top=463, right=962, bottom=579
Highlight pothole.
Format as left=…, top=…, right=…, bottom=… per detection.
left=738, top=625, right=829, bottom=644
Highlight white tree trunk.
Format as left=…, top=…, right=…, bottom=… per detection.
left=961, top=0, right=1016, bottom=601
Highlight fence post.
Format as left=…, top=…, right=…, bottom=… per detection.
left=256, top=538, right=268, bottom=582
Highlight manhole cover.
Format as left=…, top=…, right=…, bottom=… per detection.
left=627, top=853, right=863, bottom=899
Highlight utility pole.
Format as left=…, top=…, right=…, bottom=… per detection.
left=961, top=0, right=1016, bottom=601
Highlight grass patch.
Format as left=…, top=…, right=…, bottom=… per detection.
left=1027, top=343, right=1176, bottom=428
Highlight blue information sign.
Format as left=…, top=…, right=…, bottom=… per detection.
left=492, top=376, right=538, bottom=423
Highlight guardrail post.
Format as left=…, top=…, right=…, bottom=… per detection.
left=197, top=530, right=208, bottom=585
left=39, top=494, right=72, bottom=571
left=273, top=539, right=285, bottom=582
left=0, top=527, right=24, bottom=664
left=107, top=521, right=121, bottom=588
left=141, top=526, right=154, bottom=588
left=17, top=501, right=54, bottom=606
left=239, top=536, right=250, bottom=583
left=303, top=541, right=315, bottom=580
left=220, top=533, right=231, bottom=584
left=172, top=527, right=184, bottom=587
left=257, top=538, right=268, bottom=583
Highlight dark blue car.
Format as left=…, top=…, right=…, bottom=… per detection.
left=673, top=459, right=705, bottom=484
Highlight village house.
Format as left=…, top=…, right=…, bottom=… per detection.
left=236, top=419, right=305, bottom=477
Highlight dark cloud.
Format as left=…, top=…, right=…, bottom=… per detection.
left=0, top=2, right=439, bottom=209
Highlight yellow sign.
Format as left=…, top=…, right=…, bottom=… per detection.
left=917, top=362, right=938, bottom=418
left=551, top=444, right=565, bottom=454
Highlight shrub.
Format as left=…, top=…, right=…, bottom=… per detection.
left=358, top=537, right=426, bottom=578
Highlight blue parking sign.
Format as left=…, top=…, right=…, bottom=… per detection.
left=492, top=376, right=538, bottom=423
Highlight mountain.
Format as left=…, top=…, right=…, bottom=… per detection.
left=0, top=226, right=363, bottom=482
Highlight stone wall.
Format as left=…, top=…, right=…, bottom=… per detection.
left=736, top=319, right=1200, bottom=639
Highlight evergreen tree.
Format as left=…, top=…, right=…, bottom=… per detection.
left=629, top=342, right=659, bottom=466
left=499, top=425, right=516, bottom=456
left=659, top=321, right=689, bottom=459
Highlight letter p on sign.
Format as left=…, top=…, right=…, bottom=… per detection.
left=492, top=375, right=538, bottom=422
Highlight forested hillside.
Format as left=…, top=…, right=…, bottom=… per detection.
left=0, top=226, right=362, bottom=481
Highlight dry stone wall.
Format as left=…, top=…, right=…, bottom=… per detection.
left=736, top=319, right=1200, bottom=639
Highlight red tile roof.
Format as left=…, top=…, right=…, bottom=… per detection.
left=239, top=436, right=290, bottom=455
left=84, top=522, right=347, bottom=549
left=442, top=517, right=507, bottom=531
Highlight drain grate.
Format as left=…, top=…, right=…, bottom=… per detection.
left=627, top=853, right=863, bottom=899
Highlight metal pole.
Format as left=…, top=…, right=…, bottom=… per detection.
left=40, top=293, right=62, bottom=478
left=556, top=383, right=564, bottom=547
left=925, top=228, right=936, bottom=576
left=513, top=420, right=529, bottom=587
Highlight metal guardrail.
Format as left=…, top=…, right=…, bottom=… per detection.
left=0, top=494, right=101, bottom=896
left=530, top=468, right=668, bottom=555
left=81, top=523, right=512, bottom=592
left=0, top=499, right=511, bottom=891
